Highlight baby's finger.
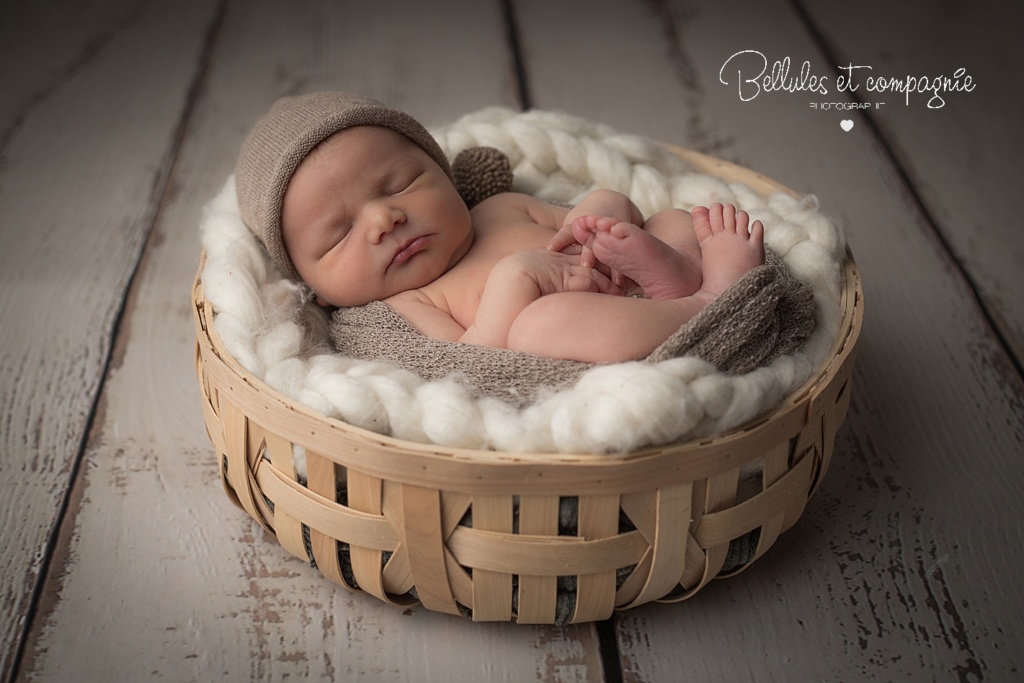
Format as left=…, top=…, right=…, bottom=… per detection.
left=546, top=227, right=580, bottom=253
left=580, top=244, right=597, bottom=269
left=581, top=266, right=623, bottom=296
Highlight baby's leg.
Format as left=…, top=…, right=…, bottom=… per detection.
left=691, top=203, right=765, bottom=297
left=511, top=205, right=764, bottom=363
left=507, top=290, right=711, bottom=363
left=571, top=208, right=702, bottom=299
left=642, top=208, right=703, bottom=264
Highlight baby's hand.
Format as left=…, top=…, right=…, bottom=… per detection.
left=546, top=223, right=595, bottom=267
left=548, top=214, right=623, bottom=267
left=502, top=248, right=622, bottom=297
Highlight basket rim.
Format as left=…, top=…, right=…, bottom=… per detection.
left=193, top=145, right=863, bottom=493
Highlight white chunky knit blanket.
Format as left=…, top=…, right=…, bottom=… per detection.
left=200, top=107, right=845, bottom=456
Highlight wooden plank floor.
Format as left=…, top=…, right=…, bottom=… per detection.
left=2, top=0, right=1020, bottom=681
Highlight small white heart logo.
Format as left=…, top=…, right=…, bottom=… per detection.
left=840, top=119, right=854, bottom=132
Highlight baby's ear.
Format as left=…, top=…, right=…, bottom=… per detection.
left=452, top=146, right=513, bottom=208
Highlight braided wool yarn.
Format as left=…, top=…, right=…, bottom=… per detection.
left=200, top=107, right=846, bottom=470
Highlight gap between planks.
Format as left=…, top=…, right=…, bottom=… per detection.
left=790, top=0, right=1024, bottom=386
left=5, top=3, right=229, bottom=681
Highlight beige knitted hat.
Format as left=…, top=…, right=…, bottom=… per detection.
left=235, top=91, right=455, bottom=281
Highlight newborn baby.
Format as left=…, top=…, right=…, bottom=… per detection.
left=236, top=92, right=765, bottom=364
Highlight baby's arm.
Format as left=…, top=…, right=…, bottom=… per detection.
left=507, top=290, right=709, bottom=362
left=460, top=249, right=621, bottom=348
left=387, top=248, right=621, bottom=348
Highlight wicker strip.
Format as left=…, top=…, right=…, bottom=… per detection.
left=621, top=483, right=692, bottom=609
left=613, top=493, right=655, bottom=607
left=400, top=484, right=461, bottom=615
left=307, top=451, right=349, bottom=587
left=748, top=442, right=791, bottom=566
left=678, top=535, right=708, bottom=596
left=220, top=399, right=271, bottom=532
left=571, top=495, right=620, bottom=622
left=256, top=465, right=395, bottom=550
left=379, top=482, right=416, bottom=598
left=348, top=470, right=386, bottom=600
left=471, top=495, right=515, bottom=620
left=441, top=539, right=475, bottom=608
left=265, top=431, right=306, bottom=563
left=515, top=495, right=561, bottom=624
left=694, top=451, right=813, bottom=548
left=445, top=527, right=647, bottom=575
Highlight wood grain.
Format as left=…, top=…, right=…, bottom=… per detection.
left=5, top=0, right=1021, bottom=679
left=512, top=0, right=1024, bottom=679
left=16, top=0, right=606, bottom=680
left=802, top=0, right=1024, bottom=365
left=0, top=1, right=219, bottom=679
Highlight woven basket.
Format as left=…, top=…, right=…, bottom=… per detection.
left=192, top=146, right=863, bottom=624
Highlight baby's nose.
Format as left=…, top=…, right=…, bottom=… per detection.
left=363, top=200, right=405, bottom=241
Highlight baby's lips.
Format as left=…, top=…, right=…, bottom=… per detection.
left=390, top=235, right=430, bottom=266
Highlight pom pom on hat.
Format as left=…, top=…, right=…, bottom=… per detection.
left=452, top=146, right=514, bottom=209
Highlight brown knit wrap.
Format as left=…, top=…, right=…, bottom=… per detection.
left=330, top=248, right=816, bottom=406
left=645, top=249, right=816, bottom=373
left=332, top=301, right=591, bottom=406
left=234, top=91, right=455, bottom=281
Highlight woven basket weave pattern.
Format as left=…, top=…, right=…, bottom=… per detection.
left=192, top=247, right=862, bottom=623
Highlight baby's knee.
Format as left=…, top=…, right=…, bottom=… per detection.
left=644, top=208, right=696, bottom=242
left=508, top=295, right=556, bottom=342
left=645, top=207, right=690, bottom=227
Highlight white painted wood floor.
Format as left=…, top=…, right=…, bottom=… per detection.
left=2, top=0, right=1021, bottom=680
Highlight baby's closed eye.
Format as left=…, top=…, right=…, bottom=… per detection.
left=319, top=224, right=351, bottom=257
left=388, top=172, right=420, bottom=195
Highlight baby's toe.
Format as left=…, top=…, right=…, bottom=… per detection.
left=735, top=209, right=750, bottom=236
left=692, top=205, right=713, bottom=240
left=750, top=219, right=764, bottom=243
left=709, top=202, right=725, bottom=233
left=723, top=204, right=738, bottom=233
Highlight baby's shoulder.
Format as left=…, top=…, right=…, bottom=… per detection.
left=471, top=192, right=568, bottom=230
left=386, top=287, right=440, bottom=314
left=385, top=288, right=465, bottom=341
left=471, top=191, right=534, bottom=217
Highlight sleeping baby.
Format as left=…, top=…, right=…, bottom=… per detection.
left=235, top=91, right=766, bottom=365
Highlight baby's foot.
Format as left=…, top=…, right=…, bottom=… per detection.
left=691, top=203, right=765, bottom=297
left=571, top=215, right=703, bottom=299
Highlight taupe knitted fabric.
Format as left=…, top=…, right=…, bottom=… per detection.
left=235, top=91, right=455, bottom=281
left=333, top=301, right=591, bottom=406
left=645, top=249, right=816, bottom=373
left=330, top=248, right=815, bottom=406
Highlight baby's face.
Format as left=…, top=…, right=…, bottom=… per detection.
left=281, top=125, right=472, bottom=307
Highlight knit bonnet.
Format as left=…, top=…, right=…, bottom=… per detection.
left=235, top=91, right=457, bottom=281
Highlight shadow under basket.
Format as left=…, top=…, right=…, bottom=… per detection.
left=192, top=149, right=864, bottom=624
